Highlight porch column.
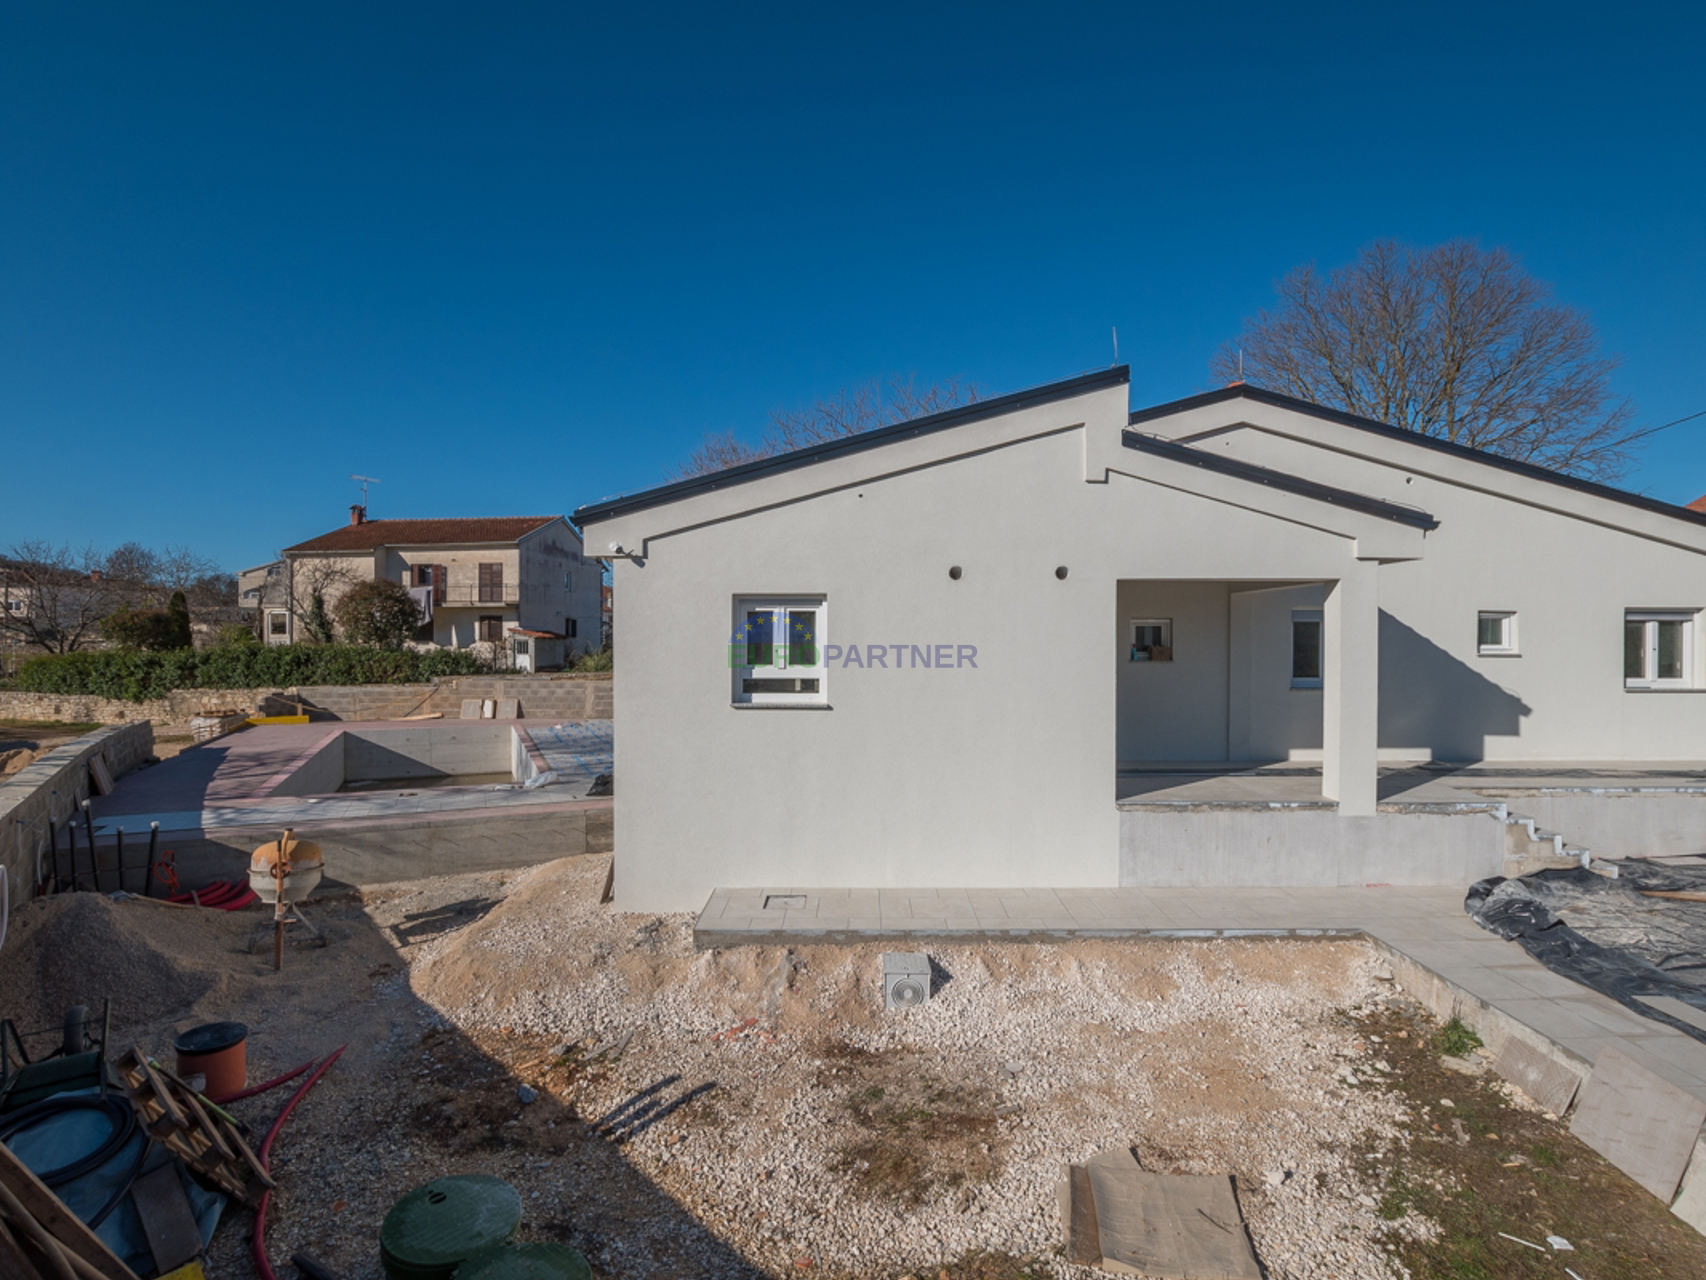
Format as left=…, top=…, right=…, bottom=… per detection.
left=1322, top=561, right=1379, bottom=816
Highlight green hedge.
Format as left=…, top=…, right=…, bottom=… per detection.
left=11, top=644, right=491, bottom=703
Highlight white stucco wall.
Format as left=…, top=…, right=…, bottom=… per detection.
left=1142, top=405, right=1706, bottom=761
left=592, top=385, right=1405, bottom=911
left=588, top=381, right=1706, bottom=910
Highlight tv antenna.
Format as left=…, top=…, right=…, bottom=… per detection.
left=351, top=474, right=381, bottom=508
left=1111, top=326, right=1119, bottom=365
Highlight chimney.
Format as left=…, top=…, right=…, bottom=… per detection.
left=350, top=504, right=366, bottom=526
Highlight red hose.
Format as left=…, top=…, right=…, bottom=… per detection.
left=208, top=1058, right=317, bottom=1106
left=251, top=1046, right=346, bottom=1280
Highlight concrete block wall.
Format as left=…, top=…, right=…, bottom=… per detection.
left=0, top=722, right=154, bottom=913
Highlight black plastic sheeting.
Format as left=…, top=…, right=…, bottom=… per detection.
left=1466, top=861, right=1706, bottom=1045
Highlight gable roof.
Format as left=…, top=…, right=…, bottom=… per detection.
left=1121, top=431, right=1439, bottom=529
left=1131, top=384, right=1706, bottom=531
left=573, top=367, right=1131, bottom=524
left=284, top=516, right=562, bottom=554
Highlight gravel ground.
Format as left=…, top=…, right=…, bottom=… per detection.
left=1, top=854, right=1442, bottom=1279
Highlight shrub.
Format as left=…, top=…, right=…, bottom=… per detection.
left=100, top=608, right=183, bottom=651
left=572, top=647, right=614, bottom=673
left=12, top=643, right=491, bottom=702
left=333, top=580, right=422, bottom=650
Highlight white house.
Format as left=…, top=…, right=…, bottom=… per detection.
left=576, top=368, right=1706, bottom=912
left=276, top=510, right=602, bottom=668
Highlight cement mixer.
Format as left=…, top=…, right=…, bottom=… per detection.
left=248, top=828, right=325, bottom=969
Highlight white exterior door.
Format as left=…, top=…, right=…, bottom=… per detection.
left=513, top=636, right=533, bottom=673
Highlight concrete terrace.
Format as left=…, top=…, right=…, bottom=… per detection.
left=1115, top=759, right=1706, bottom=807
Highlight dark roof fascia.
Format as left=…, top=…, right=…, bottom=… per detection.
left=1120, top=430, right=1440, bottom=531
left=1129, top=384, right=1706, bottom=531
left=574, top=366, right=1132, bottom=525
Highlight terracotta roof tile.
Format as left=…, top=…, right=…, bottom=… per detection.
left=1689, top=495, right=1706, bottom=514
left=284, top=517, right=561, bottom=553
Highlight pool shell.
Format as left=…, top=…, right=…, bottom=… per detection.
left=269, top=722, right=553, bottom=797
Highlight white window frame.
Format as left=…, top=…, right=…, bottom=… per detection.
left=1128, top=618, right=1173, bottom=662
left=1477, top=611, right=1519, bottom=656
left=1625, top=610, right=1697, bottom=690
left=732, top=596, right=828, bottom=707
left=1291, top=609, right=1323, bottom=689
left=266, top=610, right=290, bottom=641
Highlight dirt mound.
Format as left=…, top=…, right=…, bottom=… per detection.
left=0, top=892, right=231, bottom=1037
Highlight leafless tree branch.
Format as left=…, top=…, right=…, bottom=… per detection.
left=673, top=375, right=983, bottom=479
left=1212, top=239, right=1639, bottom=480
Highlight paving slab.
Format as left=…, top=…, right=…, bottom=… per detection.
left=1572, top=1046, right=1706, bottom=1202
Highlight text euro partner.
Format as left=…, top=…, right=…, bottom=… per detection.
left=825, top=644, right=977, bottom=669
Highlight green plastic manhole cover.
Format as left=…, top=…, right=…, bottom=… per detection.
left=455, top=1243, right=592, bottom=1280
left=380, top=1175, right=523, bottom=1280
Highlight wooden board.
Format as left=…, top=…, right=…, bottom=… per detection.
left=88, top=753, right=115, bottom=796
left=0, top=1140, right=140, bottom=1280
left=129, top=1166, right=203, bottom=1274
left=1571, top=1045, right=1706, bottom=1202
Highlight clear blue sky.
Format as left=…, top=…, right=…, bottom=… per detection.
left=4, top=2, right=1704, bottom=573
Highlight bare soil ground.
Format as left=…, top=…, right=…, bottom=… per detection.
left=1, top=853, right=1701, bottom=1280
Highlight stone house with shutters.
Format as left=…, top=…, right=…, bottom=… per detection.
left=277, top=508, right=600, bottom=668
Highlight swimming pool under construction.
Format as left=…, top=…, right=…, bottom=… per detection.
left=86, top=718, right=614, bottom=888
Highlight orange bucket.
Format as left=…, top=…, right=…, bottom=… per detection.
left=174, top=1021, right=248, bottom=1097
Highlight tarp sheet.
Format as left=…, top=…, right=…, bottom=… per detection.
left=1466, top=862, right=1706, bottom=1044
left=4, top=1089, right=224, bottom=1276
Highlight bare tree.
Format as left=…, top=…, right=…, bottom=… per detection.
left=281, top=557, right=357, bottom=643
left=675, top=375, right=983, bottom=479
left=0, top=542, right=126, bottom=653
left=1212, top=240, right=1639, bottom=480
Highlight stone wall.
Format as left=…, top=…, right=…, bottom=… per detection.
left=0, top=722, right=154, bottom=913
left=0, top=674, right=612, bottom=726
left=0, top=688, right=275, bottom=725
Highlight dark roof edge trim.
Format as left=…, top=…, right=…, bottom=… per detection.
left=1120, top=430, right=1440, bottom=531
left=574, top=366, right=1131, bottom=525
left=1130, top=385, right=1706, bottom=531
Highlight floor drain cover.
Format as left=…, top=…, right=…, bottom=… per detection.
left=764, top=894, right=807, bottom=910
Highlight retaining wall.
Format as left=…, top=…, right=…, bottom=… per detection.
left=0, top=722, right=154, bottom=912
left=0, top=674, right=612, bottom=726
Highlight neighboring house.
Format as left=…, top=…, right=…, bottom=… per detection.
left=277, top=509, right=600, bottom=667
left=577, top=367, right=1706, bottom=912
left=237, top=560, right=288, bottom=641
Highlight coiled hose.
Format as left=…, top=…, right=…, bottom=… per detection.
left=0, top=1092, right=149, bottom=1226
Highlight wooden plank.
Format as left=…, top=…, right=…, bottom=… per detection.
left=87, top=753, right=114, bottom=797
left=1640, top=890, right=1706, bottom=903
left=0, top=1141, right=140, bottom=1280
left=0, top=1213, right=48, bottom=1280
left=128, top=1166, right=203, bottom=1275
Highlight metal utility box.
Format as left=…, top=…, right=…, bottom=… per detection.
left=883, top=952, right=932, bottom=1010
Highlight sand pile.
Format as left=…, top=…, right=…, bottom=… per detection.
left=0, top=892, right=230, bottom=1037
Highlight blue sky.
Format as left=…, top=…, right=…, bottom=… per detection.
left=3, top=2, right=1704, bottom=572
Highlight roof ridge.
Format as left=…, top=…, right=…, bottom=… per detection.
left=1130, top=384, right=1706, bottom=531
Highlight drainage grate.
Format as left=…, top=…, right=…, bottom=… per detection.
left=764, top=894, right=807, bottom=910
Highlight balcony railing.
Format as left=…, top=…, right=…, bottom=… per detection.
left=437, top=585, right=519, bottom=607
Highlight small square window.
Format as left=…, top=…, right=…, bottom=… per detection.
left=732, top=596, right=827, bottom=705
left=267, top=611, right=289, bottom=638
left=1291, top=610, right=1322, bottom=688
left=1128, top=618, right=1173, bottom=662
left=1477, top=611, right=1518, bottom=655
left=1625, top=610, right=1696, bottom=689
